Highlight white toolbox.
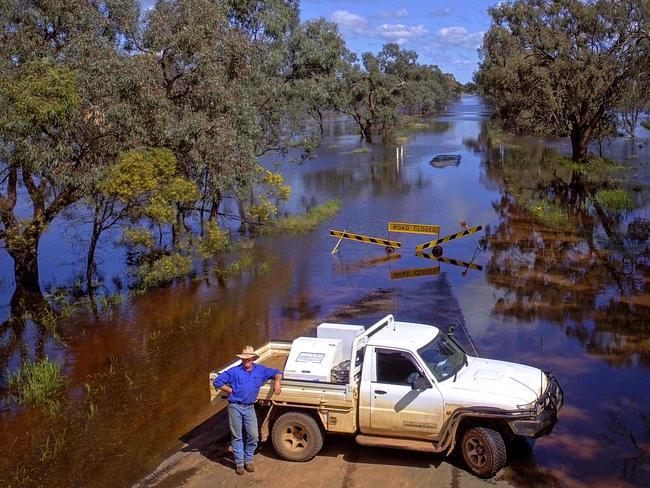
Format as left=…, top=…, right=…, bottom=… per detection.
left=317, top=323, right=365, bottom=359
left=283, top=337, right=343, bottom=382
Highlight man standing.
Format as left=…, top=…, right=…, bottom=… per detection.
left=213, top=346, right=283, bottom=475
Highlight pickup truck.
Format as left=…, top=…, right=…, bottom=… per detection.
left=209, top=314, right=563, bottom=478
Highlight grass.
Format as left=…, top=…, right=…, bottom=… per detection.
left=641, top=120, right=650, bottom=130
left=8, top=357, right=65, bottom=405
left=352, top=147, right=370, bottom=153
left=527, top=200, right=571, bottom=229
left=593, top=189, right=636, bottom=211
left=258, top=200, right=341, bottom=236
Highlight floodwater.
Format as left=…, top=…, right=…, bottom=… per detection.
left=1, top=96, right=649, bottom=487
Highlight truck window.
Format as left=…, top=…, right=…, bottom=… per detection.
left=375, top=349, right=420, bottom=385
left=418, top=333, right=466, bottom=382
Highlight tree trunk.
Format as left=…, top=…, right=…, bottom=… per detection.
left=86, top=224, right=100, bottom=296
left=361, top=123, right=373, bottom=143
left=6, top=224, right=42, bottom=292
left=570, top=125, right=589, bottom=161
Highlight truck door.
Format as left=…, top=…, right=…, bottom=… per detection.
left=366, top=347, right=444, bottom=439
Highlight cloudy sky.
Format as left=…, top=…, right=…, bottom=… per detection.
left=139, top=1, right=496, bottom=83
left=301, top=0, right=495, bottom=83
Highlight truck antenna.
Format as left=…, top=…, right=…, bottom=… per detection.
left=539, top=337, right=544, bottom=395
left=456, top=318, right=478, bottom=357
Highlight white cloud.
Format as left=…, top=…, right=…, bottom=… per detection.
left=377, top=8, right=409, bottom=19
left=377, top=23, right=428, bottom=45
left=435, top=26, right=485, bottom=49
left=331, top=10, right=369, bottom=36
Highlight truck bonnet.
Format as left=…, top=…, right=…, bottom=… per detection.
left=447, top=356, right=548, bottom=407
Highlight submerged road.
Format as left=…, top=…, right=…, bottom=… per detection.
left=134, top=407, right=520, bottom=488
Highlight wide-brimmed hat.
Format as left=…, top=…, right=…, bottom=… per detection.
left=236, top=346, right=259, bottom=361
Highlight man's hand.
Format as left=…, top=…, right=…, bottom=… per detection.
left=274, top=375, right=282, bottom=395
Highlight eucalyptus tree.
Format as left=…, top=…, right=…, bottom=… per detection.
left=475, top=0, right=650, bottom=161
left=141, top=0, right=347, bottom=227
left=0, top=0, right=141, bottom=292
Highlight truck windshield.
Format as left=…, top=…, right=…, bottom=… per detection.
left=418, top=333, right=466, bottom=382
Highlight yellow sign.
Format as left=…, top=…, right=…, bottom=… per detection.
left=390, top=267, right=440, bottom=280
left=388, top=222, right=440, bottom=235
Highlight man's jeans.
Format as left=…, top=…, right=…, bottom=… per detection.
left=228, top=403, right=258, bottom=466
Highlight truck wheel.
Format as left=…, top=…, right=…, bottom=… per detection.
left=271, top=412, right=323, bottom=462
left=460, top=426, right=506, bottom=478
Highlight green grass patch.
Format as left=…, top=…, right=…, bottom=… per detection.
left=527, top=200, right=571, bottom=229
left=406, top=122, right=429, bottom=130
left=8, top=358, right=65, bottom=405
left=352, top=147, right=370, bottom=153
left=641, top=120, right=650, bottom=130
left=260, top=200, right=341, bottom=236
left=593, top=189, right=636, bottom=211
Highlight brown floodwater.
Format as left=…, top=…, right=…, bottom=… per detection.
left=1, top=96, right=649, bottom=487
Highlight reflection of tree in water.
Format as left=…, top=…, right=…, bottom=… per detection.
left=0, top=287, right=61, bottom=385
left=605, top=400, right=650, bottom=484
left=476, top=133, right=650, bottom=366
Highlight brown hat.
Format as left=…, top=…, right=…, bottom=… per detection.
left=236, top=346, right=259, bottom=361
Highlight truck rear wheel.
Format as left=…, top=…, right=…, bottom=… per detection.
left=460, top=426, right=506, bottom=478
left=271, top=412, right=323, bottom=462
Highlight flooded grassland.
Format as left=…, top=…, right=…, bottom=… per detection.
left=1, top=96, right=649, bottom=487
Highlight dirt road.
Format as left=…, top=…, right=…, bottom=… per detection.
left=134, top=408, right=521, bottom=488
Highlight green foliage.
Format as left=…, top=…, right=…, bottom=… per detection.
left=136, top=253, right=193, bottom=289
left=641, top=120, right=650, bottom=130
left=3, top=61, right=80, bottom=129
left=120, top=227, right=155, bottom=248
left=8, top=358, right=65, bottom=405
left=593, top=190, right=636, bottom=212
left=198, top=222, right=230, bottom=259
left=99, top=148, right=198, bottom=224
left=527, top=200, right=571, bottom=229
left=257, top=200, right=341, bottom=235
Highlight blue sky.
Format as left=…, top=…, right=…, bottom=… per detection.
left=139, top=1, right=496, bottom=83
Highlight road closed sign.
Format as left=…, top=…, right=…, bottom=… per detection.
left=390, top=266, right=440, bottom=280
left=388, top=222, right=440, bottom=235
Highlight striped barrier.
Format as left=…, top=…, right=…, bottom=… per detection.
left=330, top=230, right=401, bottom=249
left=415, top=252, right=483, bottom=271
left=415, top=225, right=482, bottom=252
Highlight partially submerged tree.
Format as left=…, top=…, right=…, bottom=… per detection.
left=0, top=0, right=140, bottom=291
left=475, top=0, right=650, bottom=161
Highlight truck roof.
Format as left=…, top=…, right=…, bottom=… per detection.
left=367, top=320, right=440, bottom=351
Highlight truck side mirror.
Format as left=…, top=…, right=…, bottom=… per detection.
left=408, top=373, right=431, bottom=391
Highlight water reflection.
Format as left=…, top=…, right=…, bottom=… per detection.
left=471, top=128, right=650, bottom=366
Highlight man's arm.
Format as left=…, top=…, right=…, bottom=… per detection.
left=213, top=369, right=233, bottom=395
left=273, top=373, right=282, bottom=395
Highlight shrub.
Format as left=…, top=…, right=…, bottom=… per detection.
left=594, top=189, right=635, bottom=211
left=8, top=358, right=65, bottom=405
left=258, top=200, right=341, bottom=235
left=136, top=253, right=193, bottom=289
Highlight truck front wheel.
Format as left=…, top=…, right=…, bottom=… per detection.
left=271, top=412, right=324, bottom=462
left=460, top=426, right=506, bottom=478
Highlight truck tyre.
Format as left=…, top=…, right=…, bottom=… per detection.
left=271, top=412, right=323, bottom=462
left=460, top=426, right=506, bottom=478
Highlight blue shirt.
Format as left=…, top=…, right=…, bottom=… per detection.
left=213, top=363, right=282, bottom=404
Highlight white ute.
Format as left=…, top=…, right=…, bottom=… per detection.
left=209, top=315, right=563, bottom=478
